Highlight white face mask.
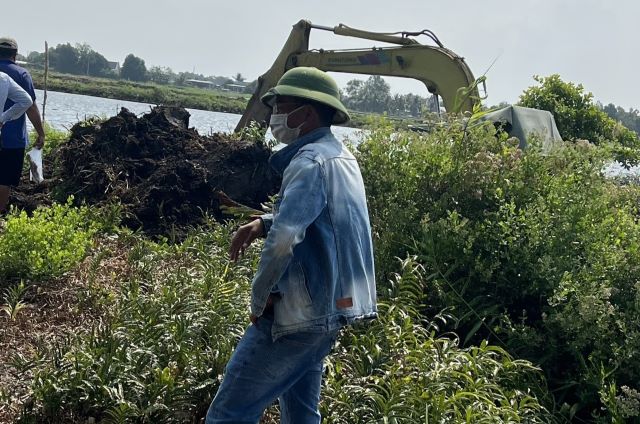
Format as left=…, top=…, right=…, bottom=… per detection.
left=269, top=106, right=305, bottom=145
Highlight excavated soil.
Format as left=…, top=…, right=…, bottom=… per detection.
left=14, top=106, right=279, bottom=236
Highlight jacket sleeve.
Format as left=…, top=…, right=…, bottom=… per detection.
left=0, top=77, right=33, bottom=125
left=259, top=213, right=273, bottom=236
left=250, top=155, right=326, bottom=317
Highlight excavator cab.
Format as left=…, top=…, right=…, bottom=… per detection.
left=235, top=20, right=481, bottom=132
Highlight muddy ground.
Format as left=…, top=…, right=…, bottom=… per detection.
left=13, top=106, right=279, bottom=237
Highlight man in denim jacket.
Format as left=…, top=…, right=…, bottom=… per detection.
left=206, top=67, right=376, bottom=424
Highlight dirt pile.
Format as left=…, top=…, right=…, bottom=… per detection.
left=47, top=106, right=278, bottom=235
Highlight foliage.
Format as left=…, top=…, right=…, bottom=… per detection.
left=16, top=224, right=258, bottom=422
left=342, top=76, right=435, bottom=117
left=0, top=281, right=29, bottom=320
left=37, top=43, right=114, bottom=78
left=147, top=66, right=175, bottom=85
left=0, top=199, right=99, bottom=281
left=9, top=221, right=554, bottom=423
left=357, top=120, right=640, bottom=421
left=601, top=102, right=640, bottom=135
left=121, top=54, right=148, bottom=82
left=322, top=257, right=555, bottom=423
left=518, top=74, right=640, bottom=165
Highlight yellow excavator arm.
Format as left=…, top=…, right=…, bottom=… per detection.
left=235, top=20, right=479, bottom=132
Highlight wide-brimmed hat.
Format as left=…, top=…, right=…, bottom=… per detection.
left=261, top=67, right=350, bottom=125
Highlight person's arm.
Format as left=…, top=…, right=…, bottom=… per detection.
left=250, top=155, right=327, bottom=318
left=21, top=72, right=45, bottom=149
left=26, top=104, right=45, bottom=148
left=0, top=77, right=33, bottom=126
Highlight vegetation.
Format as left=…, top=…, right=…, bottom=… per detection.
left=342, top=75, right=437, bottom=117
left=121, top=54, right=149, bottom=82
left=0, top=200, right=100, bottom=281
left=518, top=74, right=640, bottom=165
left=26, top=43, right=248, bottom=90
left=358, top=117, right=640, bottom=422
left=0, top=218, right=553, bottom=423
left=602, top=102, right=640, bottom=135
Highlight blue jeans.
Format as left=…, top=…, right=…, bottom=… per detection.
left=206, top=316, right=339, bottom=424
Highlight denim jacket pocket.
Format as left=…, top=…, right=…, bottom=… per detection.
left=289, top=262, right=312, bottom=307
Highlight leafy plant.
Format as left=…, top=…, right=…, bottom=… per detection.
left=18, top=223, right=258, bottom=422
left=357, top=119, right=640, bottom=421
left=518, top=74, right=640, bottom=166
left=0, top=281, right=30, bottom=320
left=0, top=198, right=99, bottom=281
left=321, top=258, right=555, bottom=423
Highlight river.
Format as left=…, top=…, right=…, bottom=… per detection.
left=32, top=89, right=362, bottom=142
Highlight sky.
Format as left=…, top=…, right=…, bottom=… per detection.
left=4, top=0, right=639, bottom=109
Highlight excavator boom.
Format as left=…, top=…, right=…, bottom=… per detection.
left=235, top=20, right=479, bottom=132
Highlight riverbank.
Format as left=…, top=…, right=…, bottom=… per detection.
left=29, top=69, right=249, bottom=114
left=28, top=70, right=377, bottom=129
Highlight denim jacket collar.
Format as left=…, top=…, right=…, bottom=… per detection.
left=269, top=127, right=332, bottom=174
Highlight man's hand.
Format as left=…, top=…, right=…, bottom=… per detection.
left=229, top=218, right=264, bottom=261
left=250, top=314, right=259, bottom=326
left=34, top=133, right=45, bottom=149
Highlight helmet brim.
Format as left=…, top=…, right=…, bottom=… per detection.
left=261, top=85, right=350, bottom=125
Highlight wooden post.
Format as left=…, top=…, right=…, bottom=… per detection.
left=42, top=41, right=49, bottom=123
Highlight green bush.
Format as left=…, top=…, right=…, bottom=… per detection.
left=357, top=121, right=640, bottom=421
left=322, top=257, right=555, bottom=423
left=17, top=224, right=257, bottom=422
left=518, top=74, right=640, bottom=166
left=0, top=200, right=99, bottom=281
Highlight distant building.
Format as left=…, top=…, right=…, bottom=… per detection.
left=107, top=61, right=120, bottom=74
left=186, top=79, right=216, bottom=89
left=224, top=83, right=247, bottom=93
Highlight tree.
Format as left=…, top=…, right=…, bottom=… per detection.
left=121, top=54, right=148, bottom=82
left=74, top=44, right=111, bottom=77
left=342, top=77, right=392, bottom=114
left=243, top=79, right=258, bottom=94
left=50, top=43, right=81, bottom=74
left=518, top=74, right=640, bottom=165
left=234, top=73, right=245, bottom=83
left=601, top=103, right=640, bottom=135
left=26, top=51, right=45, bottom=66
left=148, top=66, right=175, bottom=85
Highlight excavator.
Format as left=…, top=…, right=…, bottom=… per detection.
left=235, top=19, right=478, bottom=131
left=235, top=19, right=562, bottom=149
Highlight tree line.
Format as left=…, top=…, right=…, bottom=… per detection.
left=341, top=75, right=437, bottom=118
left=24, top=43, right=250, bottom=89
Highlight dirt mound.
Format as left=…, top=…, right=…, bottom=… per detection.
left=45, top=106, right=278, bottom=235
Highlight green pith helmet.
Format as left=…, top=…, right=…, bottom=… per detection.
left=261, top=67, right=350, bottom=125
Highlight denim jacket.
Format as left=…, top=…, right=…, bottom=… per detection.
left=251, top=127, right=377, bottom=340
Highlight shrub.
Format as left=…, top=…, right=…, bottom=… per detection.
left=17, top=224, right=257, bottom=422
left=322, top=258, right=555, bottom=423
left=518, top=74, right=640, bottom=166
left=357, top=120, right=640, bottom=421
left=0, top=199, right=99, bottom=281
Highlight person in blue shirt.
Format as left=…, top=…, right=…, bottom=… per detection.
left=205, top=67, right=377, bottom=424
left=0, top=37, right=45, bottom=212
